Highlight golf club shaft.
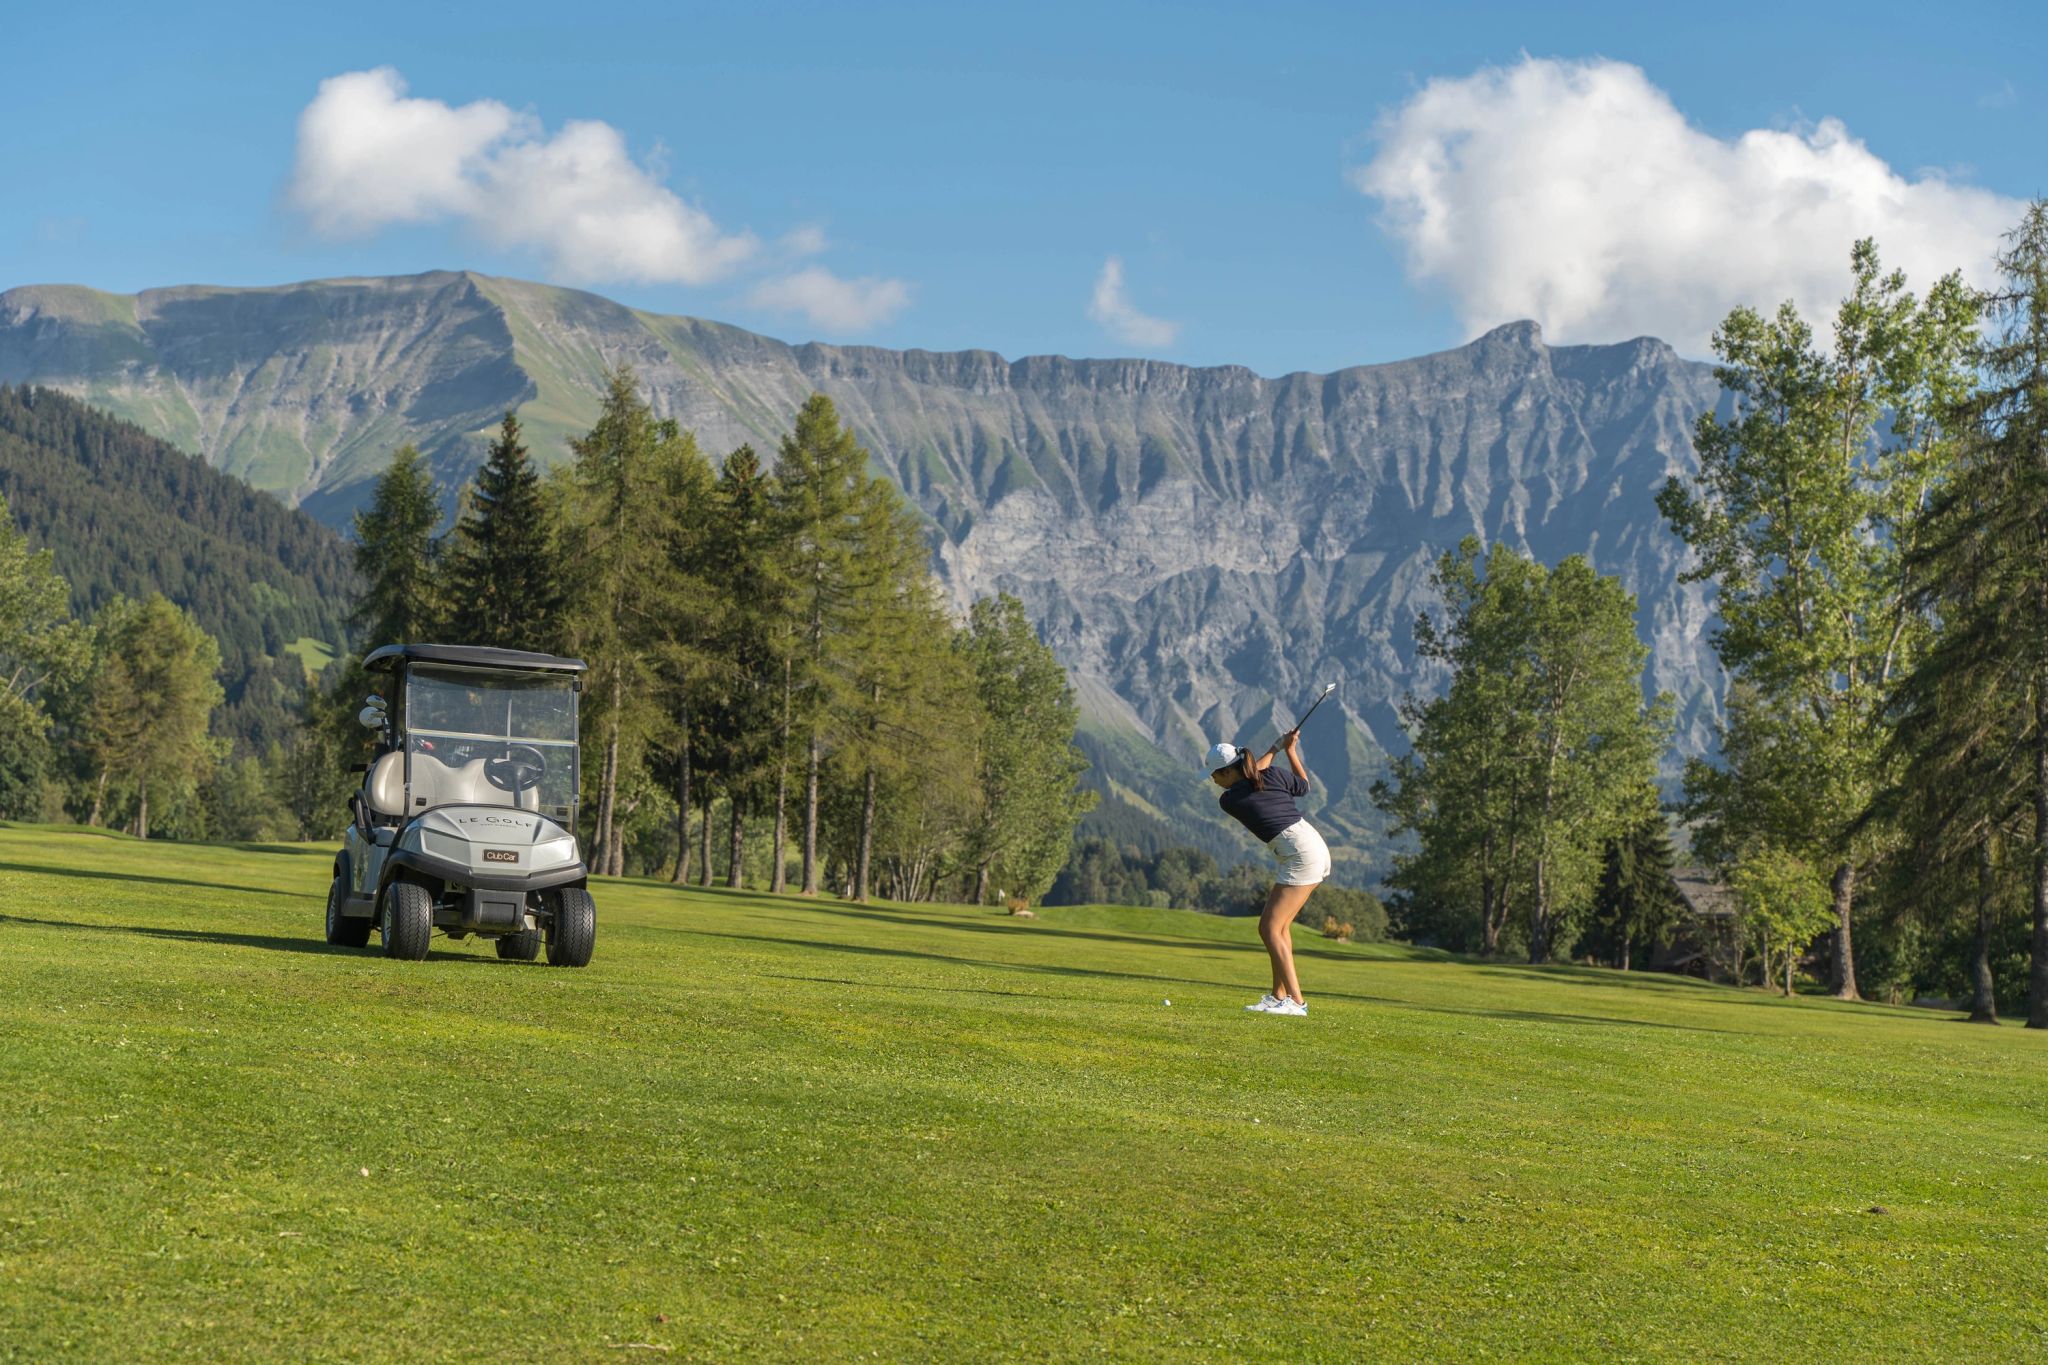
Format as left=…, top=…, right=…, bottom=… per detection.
left=1286, top=686, right=1336, bottom=739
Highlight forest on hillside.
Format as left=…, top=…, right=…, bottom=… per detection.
left=0, top=386, right=355, bottom=751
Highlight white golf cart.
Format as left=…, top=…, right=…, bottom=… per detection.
left=324, top=643, right=596, bottom=965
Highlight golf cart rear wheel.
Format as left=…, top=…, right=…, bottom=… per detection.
left=495, top=928, right=542, bottom=961
left=380, top=879, right=434, bottom=961
left=325, top=872, right=371, bottom=948
left=546, top=888, right=595, bottom=968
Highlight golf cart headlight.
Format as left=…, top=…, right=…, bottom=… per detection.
left=528, top=837, right=575, bottom=871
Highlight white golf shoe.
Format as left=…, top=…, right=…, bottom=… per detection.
left=1245, top=994, right=1283, bottom=1012
left=1269, top=998, right=1308, bottom=1017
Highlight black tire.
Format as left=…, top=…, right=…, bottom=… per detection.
left=325, top=870, right=372, bottom=948
left=495, top=927, right=541, bottom=961
left=380, top=879, right=434, bottom=961
left=546, top=888, right=595, bottom=968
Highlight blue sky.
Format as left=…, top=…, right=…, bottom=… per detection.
left=5, top=0, right=2041, bottom=374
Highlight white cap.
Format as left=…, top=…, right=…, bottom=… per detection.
left=1203, top=741, right=1241, bottom=771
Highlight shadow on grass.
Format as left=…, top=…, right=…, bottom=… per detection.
left=760, top=972, right=1086, bottom=1003
left=715, top=898, right=1753, bottom=1007
left=0, top=912, right=500, bottom=964
left=0, top=860, right=315, bottom=901
left=697, top=929, right=1736, bottom=1035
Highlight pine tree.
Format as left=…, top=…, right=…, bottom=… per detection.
left=558, top=370, right=711, bottom=877
left=350, top=445, right=443, bottom=646
left=443, top=413, right=564, bottom=650
left=1892, top=202, right=2048, bottom=1026
left=836, top=480, right=940, bottom=902
left=766, top=395, right=871, bottom=896
left=693, top=445, right=781, bottom=889
left=1590, top=814, right=1683, bottom=970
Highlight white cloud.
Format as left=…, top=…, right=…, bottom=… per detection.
left=1352, top=56, right=2022, bottom=352
left=1088, top=257, right=1180, bottom=348
left=289, top=67, right=756, bottom=286
left=778, top=225, right=829, bottom=258
left=747, top=266, right=912, bottom=331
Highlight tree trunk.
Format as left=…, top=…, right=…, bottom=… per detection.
left=1972, top=837, right=1999, bottom=1024
left=698, top=793, right=714, bottom=887
left=772, top=657, right=791, bottom=893
left=972, top=859, right=991, bottom=906
left=606, top=803, right=626, bottom=878
left=855, top=764, right=877, bottom=903
left=2031, top=705, right=2048, bottom=1028
left=1619, top=939, right=1632, bottom=972
left=592, top=734, right=615, bottom=875
left=1829, top=860, right=1859, bottom=1000
left=135, top=785, right=149, bottom=841
left=592, top=668, right=622, bottom=878
left=727, top=797, right=745, bottom=890
left=1529, top=857, right=1551, bottom=964
left=88, top=770, right=107, bottom=827
left=670, top=739, right=692, bottom=884
left=800, top=731, right=821, bottom=896
left=1784, top=952, right=1794, bottom=998
left=1480, top=873, right=1501, bottom=956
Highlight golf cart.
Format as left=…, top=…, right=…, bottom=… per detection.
left=324, top=643, right=595, bottom=966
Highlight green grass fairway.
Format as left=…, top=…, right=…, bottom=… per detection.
left=3, top=825, right=2045, bottom=1361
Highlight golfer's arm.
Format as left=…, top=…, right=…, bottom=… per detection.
left=1253, top=750, right=1277, bottom=771
left=1285, top=749, right=1309, bottom=786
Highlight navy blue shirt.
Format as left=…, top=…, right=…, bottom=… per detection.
left=1219, top=763, right=1308, bottom=842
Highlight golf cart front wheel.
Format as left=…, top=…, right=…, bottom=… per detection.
left=547, top=888, right=595, bottom=968
left=381, top=880, right=434, bottom=961
left=325, top=872, right=371, bottom=948
left=495, top=927, right=542, bottom=962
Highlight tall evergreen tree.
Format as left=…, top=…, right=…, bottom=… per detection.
left=837, top=479, right=942, bottom=902
left=350, top=444, right=443, bottom=646
left=558, top=370, right=711, bottom=878
left=1893, top=202, right=2048, bottom=1026
left=693, top=445, right=781, bottom=889
left=1588, top=813, right=1684, bottom=971
left=767, top=395, right=870, bottom=896
left=443, top=413, right=564, bottom=650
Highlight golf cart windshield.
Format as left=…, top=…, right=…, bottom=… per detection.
left=404, top=665, right=580, bottom=823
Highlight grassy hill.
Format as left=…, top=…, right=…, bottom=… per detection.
left=2, top=825, right=2044, bottom=1360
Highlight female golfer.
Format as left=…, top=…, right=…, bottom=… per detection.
left=1206, top=729, right=1330, bottom=1016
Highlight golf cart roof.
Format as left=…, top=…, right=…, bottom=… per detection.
left=363, top=643, right=588, bottom=675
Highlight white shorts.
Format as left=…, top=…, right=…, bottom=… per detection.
left=1269, top=820, right=1331, bottom=887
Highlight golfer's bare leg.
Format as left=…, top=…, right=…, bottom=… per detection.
left=1260, top=883, right=1316, bottom=1004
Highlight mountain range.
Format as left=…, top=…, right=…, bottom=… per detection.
left=0, top=271, right=1725, bottom=875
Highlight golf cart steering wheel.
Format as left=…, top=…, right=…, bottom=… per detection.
left=483, top=743, right=547, bottom=794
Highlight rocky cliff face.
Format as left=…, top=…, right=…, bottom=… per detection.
left=0, top=271, right=1723, bottom=873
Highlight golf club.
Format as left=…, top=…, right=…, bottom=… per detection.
left=1285, top=681, right=1338, bottom=738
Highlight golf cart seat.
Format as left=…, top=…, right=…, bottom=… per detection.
left=366, top=751, right=407, bottom=818
left=364, top=749, right=540, bottom=816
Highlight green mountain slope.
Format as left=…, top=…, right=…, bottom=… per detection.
left=0, top=386, right=356, bottom=749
